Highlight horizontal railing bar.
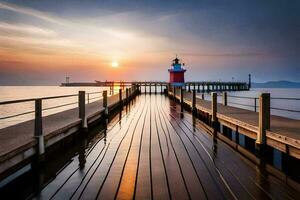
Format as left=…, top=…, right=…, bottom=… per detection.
left=227, top=101, right=256, bottom=108
left=270, top=107, right=300, bottom=113
left=89, top=96, right=102, bottom=101
left=0, top=110, right=35, bottom=120
left=41, top=94, right=78, bottom=100
left=271, top=97, right=300, bottom=101
left=0, top=98, right=36, bottom=105
left=87, top=91, right=103, bottom=95
left=43, top=101, right=78, bottom=111
left=0, top=94, right=78, bottom=105
left=227, top=95, right=257, bottom=100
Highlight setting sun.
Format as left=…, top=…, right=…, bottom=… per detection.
left=111, top=61, right=119, bottom=68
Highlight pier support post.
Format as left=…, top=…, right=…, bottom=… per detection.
left=144, top=83, right=146, bottom=94
left=188, top=84, right=191, bottom=92
left=79, top=91, right=87, bottom=128
left=181, top=87, right=184, bottom=112
left=192, top=89, right=196, bottom=114
left=211, top=92, right=217, bottom=126
left=155, top=84, right=157, bottom=94
left=34, top=99, right=45, bottom=156
left=119, top=89, right=123, bottom=108
left=161, top=84, right=163, bottom=94
left=149, top=84, right=151, bottom=94
left=201, top=93, right=205, bottom=100
left=103, top=90, right=108, bottom=117
left=256, top=93, right=270, bottom=154
left=222, top=92, right=227, bottom=106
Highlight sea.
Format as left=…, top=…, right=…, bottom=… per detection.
left=0, top=86, right=299, bottom=129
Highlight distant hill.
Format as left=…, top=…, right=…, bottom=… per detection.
left=252, top=81, right=300, bottom=88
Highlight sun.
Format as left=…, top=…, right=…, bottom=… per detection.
left=111, top=61, right=119, bottom=68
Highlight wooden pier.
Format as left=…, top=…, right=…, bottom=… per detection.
left=1, top=82, right=300, bottom=199
left=0, top=87, right=139, bottom=179
left=169, top=88, right=300, bottom=160
left=30, top=95, right=299, bottom=199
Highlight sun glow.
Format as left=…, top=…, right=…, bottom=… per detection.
left=111, top=61, right=119, bottom=68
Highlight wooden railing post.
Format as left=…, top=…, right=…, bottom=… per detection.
left=222, top=92, right=227, bottom=106
left=181, top=87, right=184, bottom=112
left=211, top=92, right=217, bottom=125
left=119, top=89, right=123, bottom=108
left=126, top=88, right=129, bottom=104
left=103, top=90, right=108, bottom=116
left=34, top=98, right=44, bottom=155
left=256, top=93, right=270, bottom=153
left=173, top=86, right=176, bottom=100
left=192, top=89, right=196, bottom=113
left=79, top=91, right=86, bottom=128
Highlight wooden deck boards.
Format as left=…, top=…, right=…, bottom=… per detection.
left=35, top=95, right=300, bottom=200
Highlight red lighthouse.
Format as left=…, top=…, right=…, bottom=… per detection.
left=168, top=56, right=186, bottom=86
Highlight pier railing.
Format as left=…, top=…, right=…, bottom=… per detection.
left=0, top=87, right=139, bottom=130
left=222, top=94, right=300, bottom=119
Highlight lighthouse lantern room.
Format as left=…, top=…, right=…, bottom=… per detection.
left=168, top=56, right=186, bottom=87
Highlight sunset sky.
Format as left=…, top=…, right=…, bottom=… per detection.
left=0, top=0, right=299, bottom=85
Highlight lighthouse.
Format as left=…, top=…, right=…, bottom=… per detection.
left=168, top=56, right=186, bottom=87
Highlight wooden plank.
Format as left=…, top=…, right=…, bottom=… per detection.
left=96, top=99, right=147, bottom=200
left=153, top=97, right=190, bottom=199
left=157, top=101, right=207, bottom=199
left=134, top=100, right=152, bottom=200
left=150, top=96, right=170, bottom=200
left=115, top=103, right=148, bottom=199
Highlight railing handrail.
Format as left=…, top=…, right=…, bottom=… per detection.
left=271, top=97, right=300, bottom=101
left=0, top=91, right=106, bottom=106
left=0, top=94, right=78, bottom=105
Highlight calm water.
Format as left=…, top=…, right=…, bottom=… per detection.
left=0, top=86, right=299, bottom=129
left=0, top=86, right=111, bottom=129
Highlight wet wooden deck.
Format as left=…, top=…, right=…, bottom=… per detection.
left=35, top=95, right=300, bottom=200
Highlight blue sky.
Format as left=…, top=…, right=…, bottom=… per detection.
left=0, top=0, right=299, bottom=85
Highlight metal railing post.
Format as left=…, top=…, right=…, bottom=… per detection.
left=79, top=91, right=86, bottom=128
left=222, top=92, right=227, bottom=106
left=34, top=99, right=44, bottom=155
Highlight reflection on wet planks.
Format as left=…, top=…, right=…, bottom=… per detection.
left=35, top=95, right=300, bottom=200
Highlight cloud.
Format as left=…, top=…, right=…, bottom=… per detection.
left=181, top=52, right=268, bottom=57
left=0, top=1, right=67, bottom=25
left=0, top=22, right=57, bottom=37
